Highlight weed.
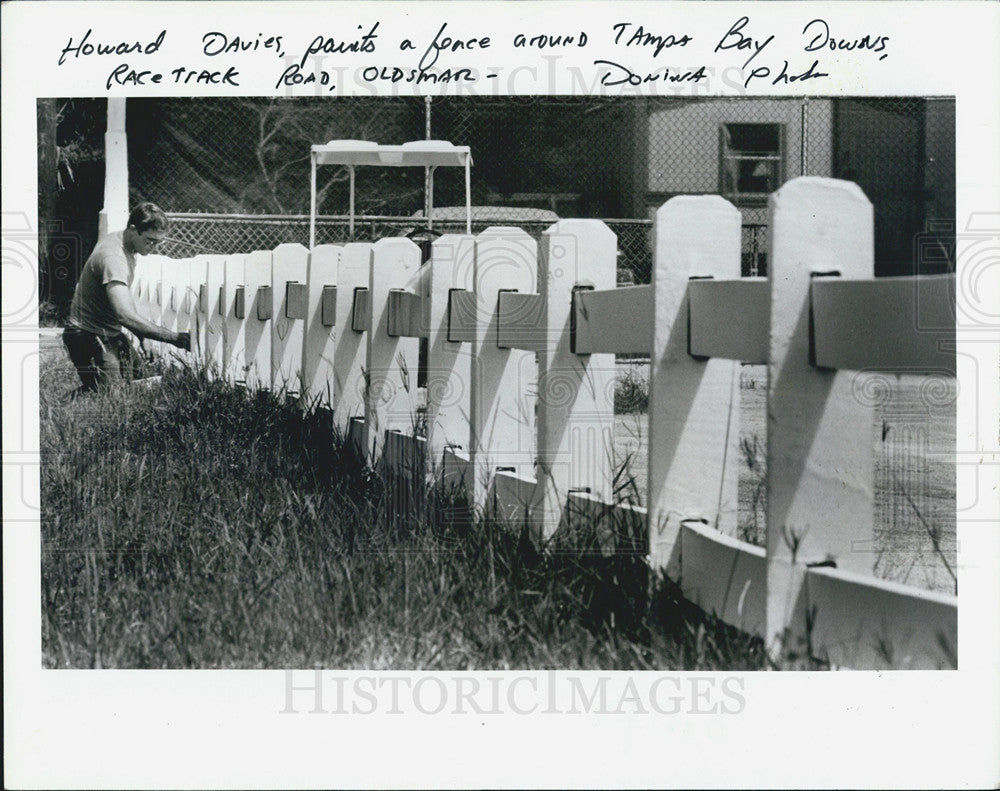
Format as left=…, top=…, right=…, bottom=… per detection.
left=738, top=434, right=766, bottom=545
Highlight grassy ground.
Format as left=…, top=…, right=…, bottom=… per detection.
left=40, top=341, right=775, bottom=670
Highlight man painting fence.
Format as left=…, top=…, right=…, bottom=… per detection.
left=62, top=202, right=190, bottom=394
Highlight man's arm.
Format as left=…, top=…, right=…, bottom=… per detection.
left=106, top=282, right=189, bottom=348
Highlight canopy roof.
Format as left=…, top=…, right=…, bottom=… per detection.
left=309, top=139, right=474, bottom=245
left=312, top=139, right=473, bottom=168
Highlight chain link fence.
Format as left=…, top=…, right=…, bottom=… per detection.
left=161, top=212, right=655, bottom=283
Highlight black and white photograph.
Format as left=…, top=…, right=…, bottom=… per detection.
left=4, top=2, right=999, bottom=788
left=35, top=93, right=960, bottom=670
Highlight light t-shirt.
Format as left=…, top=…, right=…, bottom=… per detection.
left=68, top=231, right=136, bottom=337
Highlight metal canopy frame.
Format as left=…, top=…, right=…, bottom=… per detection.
left=309, top=139, right=473, bottom=247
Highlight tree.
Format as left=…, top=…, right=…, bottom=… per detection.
left=37, top=98, right=107, bottom=306
left=37, top=98, right=59, bottom=302
left=238, top=98, right=426, bottom=215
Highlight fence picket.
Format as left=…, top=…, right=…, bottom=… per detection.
left=243, top=250, right=273, bottom=391
left=470, top=228, right=540, bottom=512
left=188, top=258, right=205, bottom=365
left=533, top=220, right=617, bottom=539
left=333, top=243, right=372, bottom=430
left=178, top=258, right=200, bottom=339
left=363, top=238, right=421, bottom=461
left=425, top=235, right=476, bottom=473
left=647, top=196, right=742, bottom=578
left=222, top=254, right=247, bottom=384
left=136, top=254, right=164, bottom=358
left=301, top=244, right=340, bottom=407
left=271, top=243, right=309, bottom=396
left=159, top=256, right=182, bottom=365
left=765, top=177, right=876, bottom=655
left=130, top=255, right=147, bottom=308
left=199, top=254, right=225, bottom=375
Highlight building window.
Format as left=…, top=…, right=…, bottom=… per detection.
left=720, top=123, right=784, bottom=203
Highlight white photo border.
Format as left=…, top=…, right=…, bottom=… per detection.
left=3, top=2, right=999, bottom=788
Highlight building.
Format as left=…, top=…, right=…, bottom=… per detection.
left=635, top=96, right=955, bottom=277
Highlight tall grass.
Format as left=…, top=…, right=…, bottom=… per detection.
left=40, top=347, right=775, bottom=670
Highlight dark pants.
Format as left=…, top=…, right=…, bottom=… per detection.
left=62, top=327, right=136, bottom=391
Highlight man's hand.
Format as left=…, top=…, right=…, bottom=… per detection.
left=108, top=282, right=185, bottom=345
left=172, top=331, right=191, bottom=351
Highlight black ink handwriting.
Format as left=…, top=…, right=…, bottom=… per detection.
left=714, top=17, right=774, bottom=69
left=594, top=59, right=706, bottom=86
left=60, top=29, right=165, bottom=66
left=743, top=58, right=828, bottom=89
left=513, top=31, right=588, bottom=48
left=106, top=63, right=240, bottom=89
left=417, top=23, right=491, bottom=72
left=612, top=23, right=692, bottom=56
left=203, top=32, right=284, bottom=59
left=298, top=23, right=379, bottom=69
left=802, top=19, right=888, bottom=60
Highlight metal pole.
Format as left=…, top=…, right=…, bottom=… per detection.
left=428, top=166, right=435, bottom=231
left=800, top=97, right=809, bottom=176
left=424, top=96, right=432, bottom=223
left=349, top=166, right=355, bottom=239
left=309, top=152, right=317, bottom=249
left=464, top=156, right=471, bottom=234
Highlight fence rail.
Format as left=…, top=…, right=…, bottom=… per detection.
left=134, top=177, right=957, bottom=670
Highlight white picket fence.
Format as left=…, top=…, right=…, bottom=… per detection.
left=133, top=178, right=958, bottom=670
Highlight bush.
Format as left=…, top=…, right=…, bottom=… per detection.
left=614, top=365, right=649, bottom=414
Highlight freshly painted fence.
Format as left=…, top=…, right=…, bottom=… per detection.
left=134, top=177, right=958, bottom=670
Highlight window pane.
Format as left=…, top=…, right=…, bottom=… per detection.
left=720, top=123, right=783, bottom=198
left=726, top=124, right=781, bottom=154
left=737, top=158, right=780, bottom=193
